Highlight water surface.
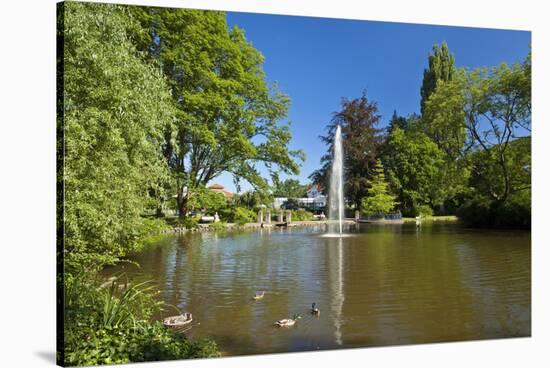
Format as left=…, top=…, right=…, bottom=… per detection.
left=106, top=223, right=530, bottom=355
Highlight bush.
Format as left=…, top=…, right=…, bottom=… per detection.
left=415, top=204, right=433, bottom=217
left=65, top=323, right=220, bottom=366
left=493, top=191, right=531, bottom=229
left=208, top=221, right=227, bottom=230
left=457, top=191, right=530, bottom=229
left=178, top=216, right=200, bottom=229
left=232, top=206, right=256, bottom=225
left=64, top=275, right=220, bottom=366
left=291, top=209, right=314, bottom=221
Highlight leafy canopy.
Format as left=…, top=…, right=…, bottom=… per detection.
left=133, top=8, right=305, bottom=216
left=61, top=2, right=174, bottom=270
left=381, top=128, right=447, bottom=216
left=420, top=42, right=455, bottom=115
left=272, top=178, right=308, bottom=198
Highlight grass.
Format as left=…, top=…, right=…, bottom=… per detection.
left=402, top=215, right=459, bottom=222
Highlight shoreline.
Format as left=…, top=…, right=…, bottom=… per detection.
left=163, top=215, right=461, bottom=234
left=164, top=219, right=357, bottom=234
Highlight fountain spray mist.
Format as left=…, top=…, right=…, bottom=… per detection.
left=328, top=125, right=344, bottom=235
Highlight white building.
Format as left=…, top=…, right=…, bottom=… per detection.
left=273, top=184, right=326, bottom=210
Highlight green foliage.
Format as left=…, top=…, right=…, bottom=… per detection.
left=61, top=2, right=175, bottom=271
left=178, top=216, right=200, bottom=230
left=468, top=138, right=531, bottom=201
left=416, top=204, right=433, bottom=217
left=208, top=221, right=228, bottom=230
left=234, top=190, right=273, bottom=209
left=231, top=206, right=256, bottom=225
left=272, top=178, right=308, bottom=198
left=133, top=8, right=305, bottom=217
left=422, top=77, right=466, bottom=159
left=457, top=137, right=531, bottom=228
left=461, top=61, right=531, bottom=203
left=387, top=110, right=413, bottom=133
left=64, top=275, right=220, bottom=366
left=291, top=209, right=314, bottom=221
left=361, top=160, right=398, bottom=214
left=420, top=42, right=455, bottom=114
left=457, top=190, right=530, bottom=229
left=188, top=185, right=228, bottom=213
left=382, top=128, right=448, bottom=216
left=66, top=323, right=219, bottom=366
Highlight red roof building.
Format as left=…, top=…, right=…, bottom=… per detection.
left=208, top=184, right=234, bottom=199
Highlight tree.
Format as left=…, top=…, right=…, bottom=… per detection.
left=387, top=110, right=410, bottom=133
left=133, top=9, right=305, bottom=218
left=461, top=60, right=531, bottom=202
left=187, top=185, right=228, bottom=214
left=422, top=78, right=467, bottom=159
left=381, top=128, right=448, bottom=216
left=61, top=2, right=175, bottom=270
left=361, top=160, right=398, bottom=214
left=421, top=76, right=470, bottom=212
left=272, top=178, right=308, bottom=198
left=234, top=189, right=273, bottom=209
left=420, top=42, right=455, bottom=115
left=282, top=198, right=300, bottom=210
left=310, top=92, right=382, bottom=208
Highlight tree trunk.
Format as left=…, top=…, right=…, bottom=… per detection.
left=499, top=152, right=510, bottom=203
left=177, top=191, right=189, bottom=219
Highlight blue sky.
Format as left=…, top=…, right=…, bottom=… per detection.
left=213, top=12, right=530, bottom=193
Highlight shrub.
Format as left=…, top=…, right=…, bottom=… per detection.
left=291, top=209, right=314, bottom=221
left=208, top=221, right=227, bottom=230
left=457, top=191, right=530, bottom=229
left=64, top=275, right=220, bottom=366
left=65, top=323, right=220, bottom=366
left=232, top=206, right=256, bottom=225
left=178, top=216, right=200, bottom=230
left=415, top=204, right=433, bottom=217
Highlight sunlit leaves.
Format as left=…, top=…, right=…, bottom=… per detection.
left=62, top=2, right=174, bottom=269
left=133, top=9, right=304, bottom=216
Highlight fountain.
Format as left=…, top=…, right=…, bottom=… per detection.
left=328, top=125, right=345, bottom=236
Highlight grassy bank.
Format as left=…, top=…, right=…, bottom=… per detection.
left=402, top=215, right=459, bottom=223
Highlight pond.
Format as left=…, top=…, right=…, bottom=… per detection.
left=105, top=222, right=530, bottom=356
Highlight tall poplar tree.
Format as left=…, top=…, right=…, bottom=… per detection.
left=420, top=42, right=455, bottom=115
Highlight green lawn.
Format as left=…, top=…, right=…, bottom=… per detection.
left=402, top=215, right=459, bottom=222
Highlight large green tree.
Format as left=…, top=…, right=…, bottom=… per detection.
left=133, top=8, right=304, bottom=218
left=61, top=2, right=175, bottom=270
left=381, top=128, right=448, bottom=215
left=460, top=60, right=531, bottom=202
left=420, top=42, right=455, bottom=115
left=310, top=93, right=382, bottom=208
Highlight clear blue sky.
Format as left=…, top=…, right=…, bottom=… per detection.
left=213, top=12, right=530, bottom=193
